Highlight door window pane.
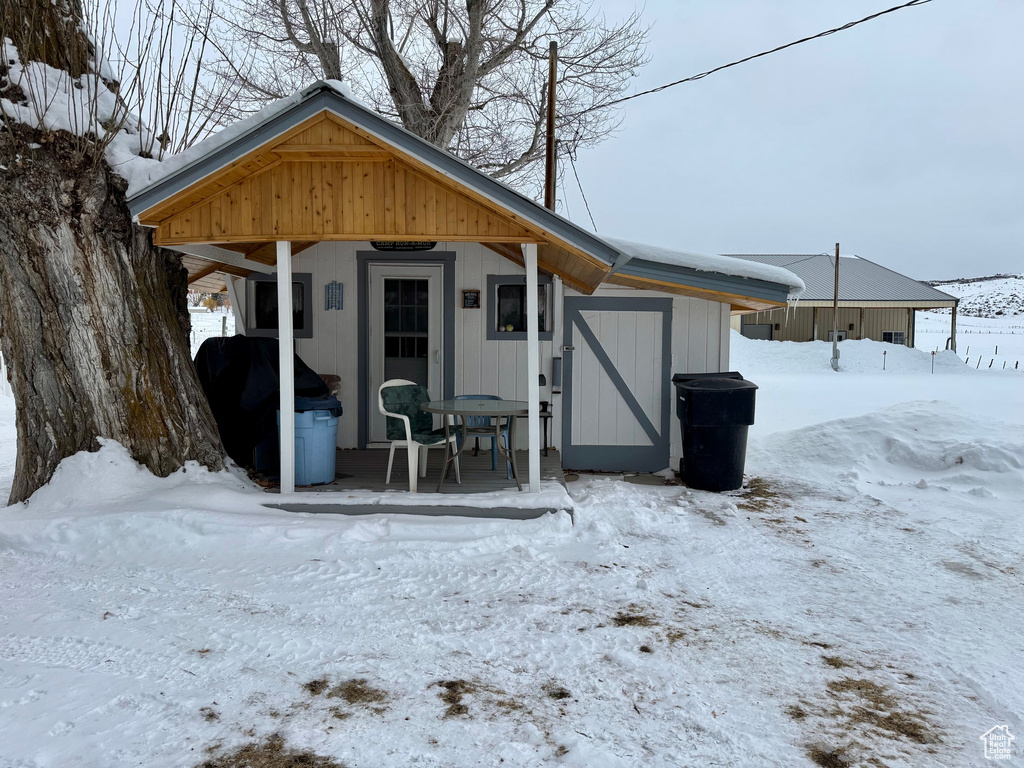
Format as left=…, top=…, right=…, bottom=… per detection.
left=383, top=277, right=430, bottom=384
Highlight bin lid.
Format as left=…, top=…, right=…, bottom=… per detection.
left=678, top=378, right=757, bottom=392
left=293, top=395, right=343, bottom=415
left=672, top=371, right=744, bottom=384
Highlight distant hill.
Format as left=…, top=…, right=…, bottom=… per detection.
left=922, top=274, right=1023, bottom=318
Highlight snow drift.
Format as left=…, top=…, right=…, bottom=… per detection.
left=749, top=401, right=1024, bottom=499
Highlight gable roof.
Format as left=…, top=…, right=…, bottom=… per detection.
left=726, top=254, right=956, bottom=304
left=128, top=81, right=616, bottom=266
left=127, top=81, right=798, bottom=309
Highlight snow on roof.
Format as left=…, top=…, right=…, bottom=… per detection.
left=120, top=81, right=361, bottom=197
left=727, top=254, right=956, bottom=303
left=604, top=237, right=805, bottom=295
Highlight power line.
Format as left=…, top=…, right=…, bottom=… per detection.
left=582, top=0, right=934, bottom=114
left=568, top=151, right=598, bottom=232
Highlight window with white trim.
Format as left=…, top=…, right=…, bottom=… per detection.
left=882, top=331, right=906, bottom=345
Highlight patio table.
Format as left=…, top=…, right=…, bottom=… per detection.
left=421, top=399, right=528, bottom=492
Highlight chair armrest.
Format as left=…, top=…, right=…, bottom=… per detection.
left=381, top=408, right=414, bottom=442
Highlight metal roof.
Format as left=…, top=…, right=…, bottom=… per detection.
left=724, top=254, right=957, bottom=304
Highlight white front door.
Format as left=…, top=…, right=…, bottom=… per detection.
left=367, top=263, right=444, bottom=443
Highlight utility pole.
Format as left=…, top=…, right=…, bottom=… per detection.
left=544, top=40, right=558, bottom=211
left=830, top=242, right=841, bottom=371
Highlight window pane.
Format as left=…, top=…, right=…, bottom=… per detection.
left=253, top=283, right=278, bottom=329
left=384, top=305, right=399, bottom=332
left=497, top=284, right=525, bottom=332
left=401, top=307, right=416, bottom=332
left=401, top=280, right=417, bottom=306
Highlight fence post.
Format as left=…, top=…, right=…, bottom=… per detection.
left=221, top=315, right=228, bottom=338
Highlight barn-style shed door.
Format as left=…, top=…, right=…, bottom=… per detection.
left=562, top=297, right=672, bottom=471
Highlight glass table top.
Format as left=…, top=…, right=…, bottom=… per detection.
left=421, top=399, right=529, bottom=415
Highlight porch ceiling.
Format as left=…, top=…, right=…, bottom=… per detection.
left=136, top=111, right=611, bottom=294
left=181, top=243, right=317, bottom=293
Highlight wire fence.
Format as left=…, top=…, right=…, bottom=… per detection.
left=189, top=311, right=235, bottom=357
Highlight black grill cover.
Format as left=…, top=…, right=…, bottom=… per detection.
left=194, top=336, right=331, bottom=473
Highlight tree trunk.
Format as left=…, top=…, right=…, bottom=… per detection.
left=0, top=129, right=225, bottom=505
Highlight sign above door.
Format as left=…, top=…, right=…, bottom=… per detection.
left=370, top=241, right=438, bottom=252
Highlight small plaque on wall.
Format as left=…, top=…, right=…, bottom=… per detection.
left=462, top=289, right=481, bottom=309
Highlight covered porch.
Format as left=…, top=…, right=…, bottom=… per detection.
left=264, top=448, right=568, bottom=520
left=128, top=82, right=617, bottom=505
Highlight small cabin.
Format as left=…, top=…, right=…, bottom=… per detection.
left=128, top=82, right=801, bottom=503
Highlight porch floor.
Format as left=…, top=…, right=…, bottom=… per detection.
left=319, top=447, right=564, bottom=493
left=265, top=448, right=568, bottom=520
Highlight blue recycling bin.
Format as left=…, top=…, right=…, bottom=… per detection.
left=278, top=395, right=342, bottom=486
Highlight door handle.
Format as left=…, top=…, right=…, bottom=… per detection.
left=561, top=345, right=574, bottom=352
left=434, top=349, right=440, bottom=364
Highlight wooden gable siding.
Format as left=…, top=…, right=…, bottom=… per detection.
left=154, top=156, right=535, bottom=245
left=142, top=113, right=613, bottom=292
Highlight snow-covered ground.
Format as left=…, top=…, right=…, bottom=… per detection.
left=916, top=311, right=1024, bottom=372
left=925, top=274, right=1024, bottom=319
left=189, top=309, right=236, bottom=358
left=1, top=332, right=1022, bottom=767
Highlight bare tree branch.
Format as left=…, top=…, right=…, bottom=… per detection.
left=173, top=0, right=648, bottom=195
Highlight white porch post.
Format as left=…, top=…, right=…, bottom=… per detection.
left=524, top=243, right=542, bottom=493
left=277, top=241, right=296, bottom=494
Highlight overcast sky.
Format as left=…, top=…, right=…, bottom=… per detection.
left=557, top=0, right=1023, bottom=280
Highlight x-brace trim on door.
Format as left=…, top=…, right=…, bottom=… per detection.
left=571, top=316, right=661, bottom=446
left=561, top=296, right=672, bottom=473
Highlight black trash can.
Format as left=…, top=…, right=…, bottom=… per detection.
left=672, top=372, right=757, bottom=492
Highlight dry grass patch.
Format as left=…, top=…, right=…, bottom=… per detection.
left=198, top=735, right=344, bottom=768
left=665, top=629, right=687, bottom=645
left=827, top=678, right=936, bottom=745
left=822, top=656, right=852, bottom=669
left=435, top=679, right=477, bottom=719
left=806, top=745, right=849, bottom=767
left=735, top=477, right=787, bottom=514
left=785, top=704, right=809, bottom=721
left=303, top=678, right=329, bottom=696
left=543, top=682, right=572, bottom=701
left=612, top=605, right=657, bottom=627
left=327, top=679, right=387, bottom=707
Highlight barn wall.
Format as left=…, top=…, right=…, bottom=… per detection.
left=741, top=305, right=916, bottom=345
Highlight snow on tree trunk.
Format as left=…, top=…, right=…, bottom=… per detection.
left=0, top=128, right=225, bottom=505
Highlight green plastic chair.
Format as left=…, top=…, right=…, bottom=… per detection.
left=378, top=379, right=460, bottom=492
